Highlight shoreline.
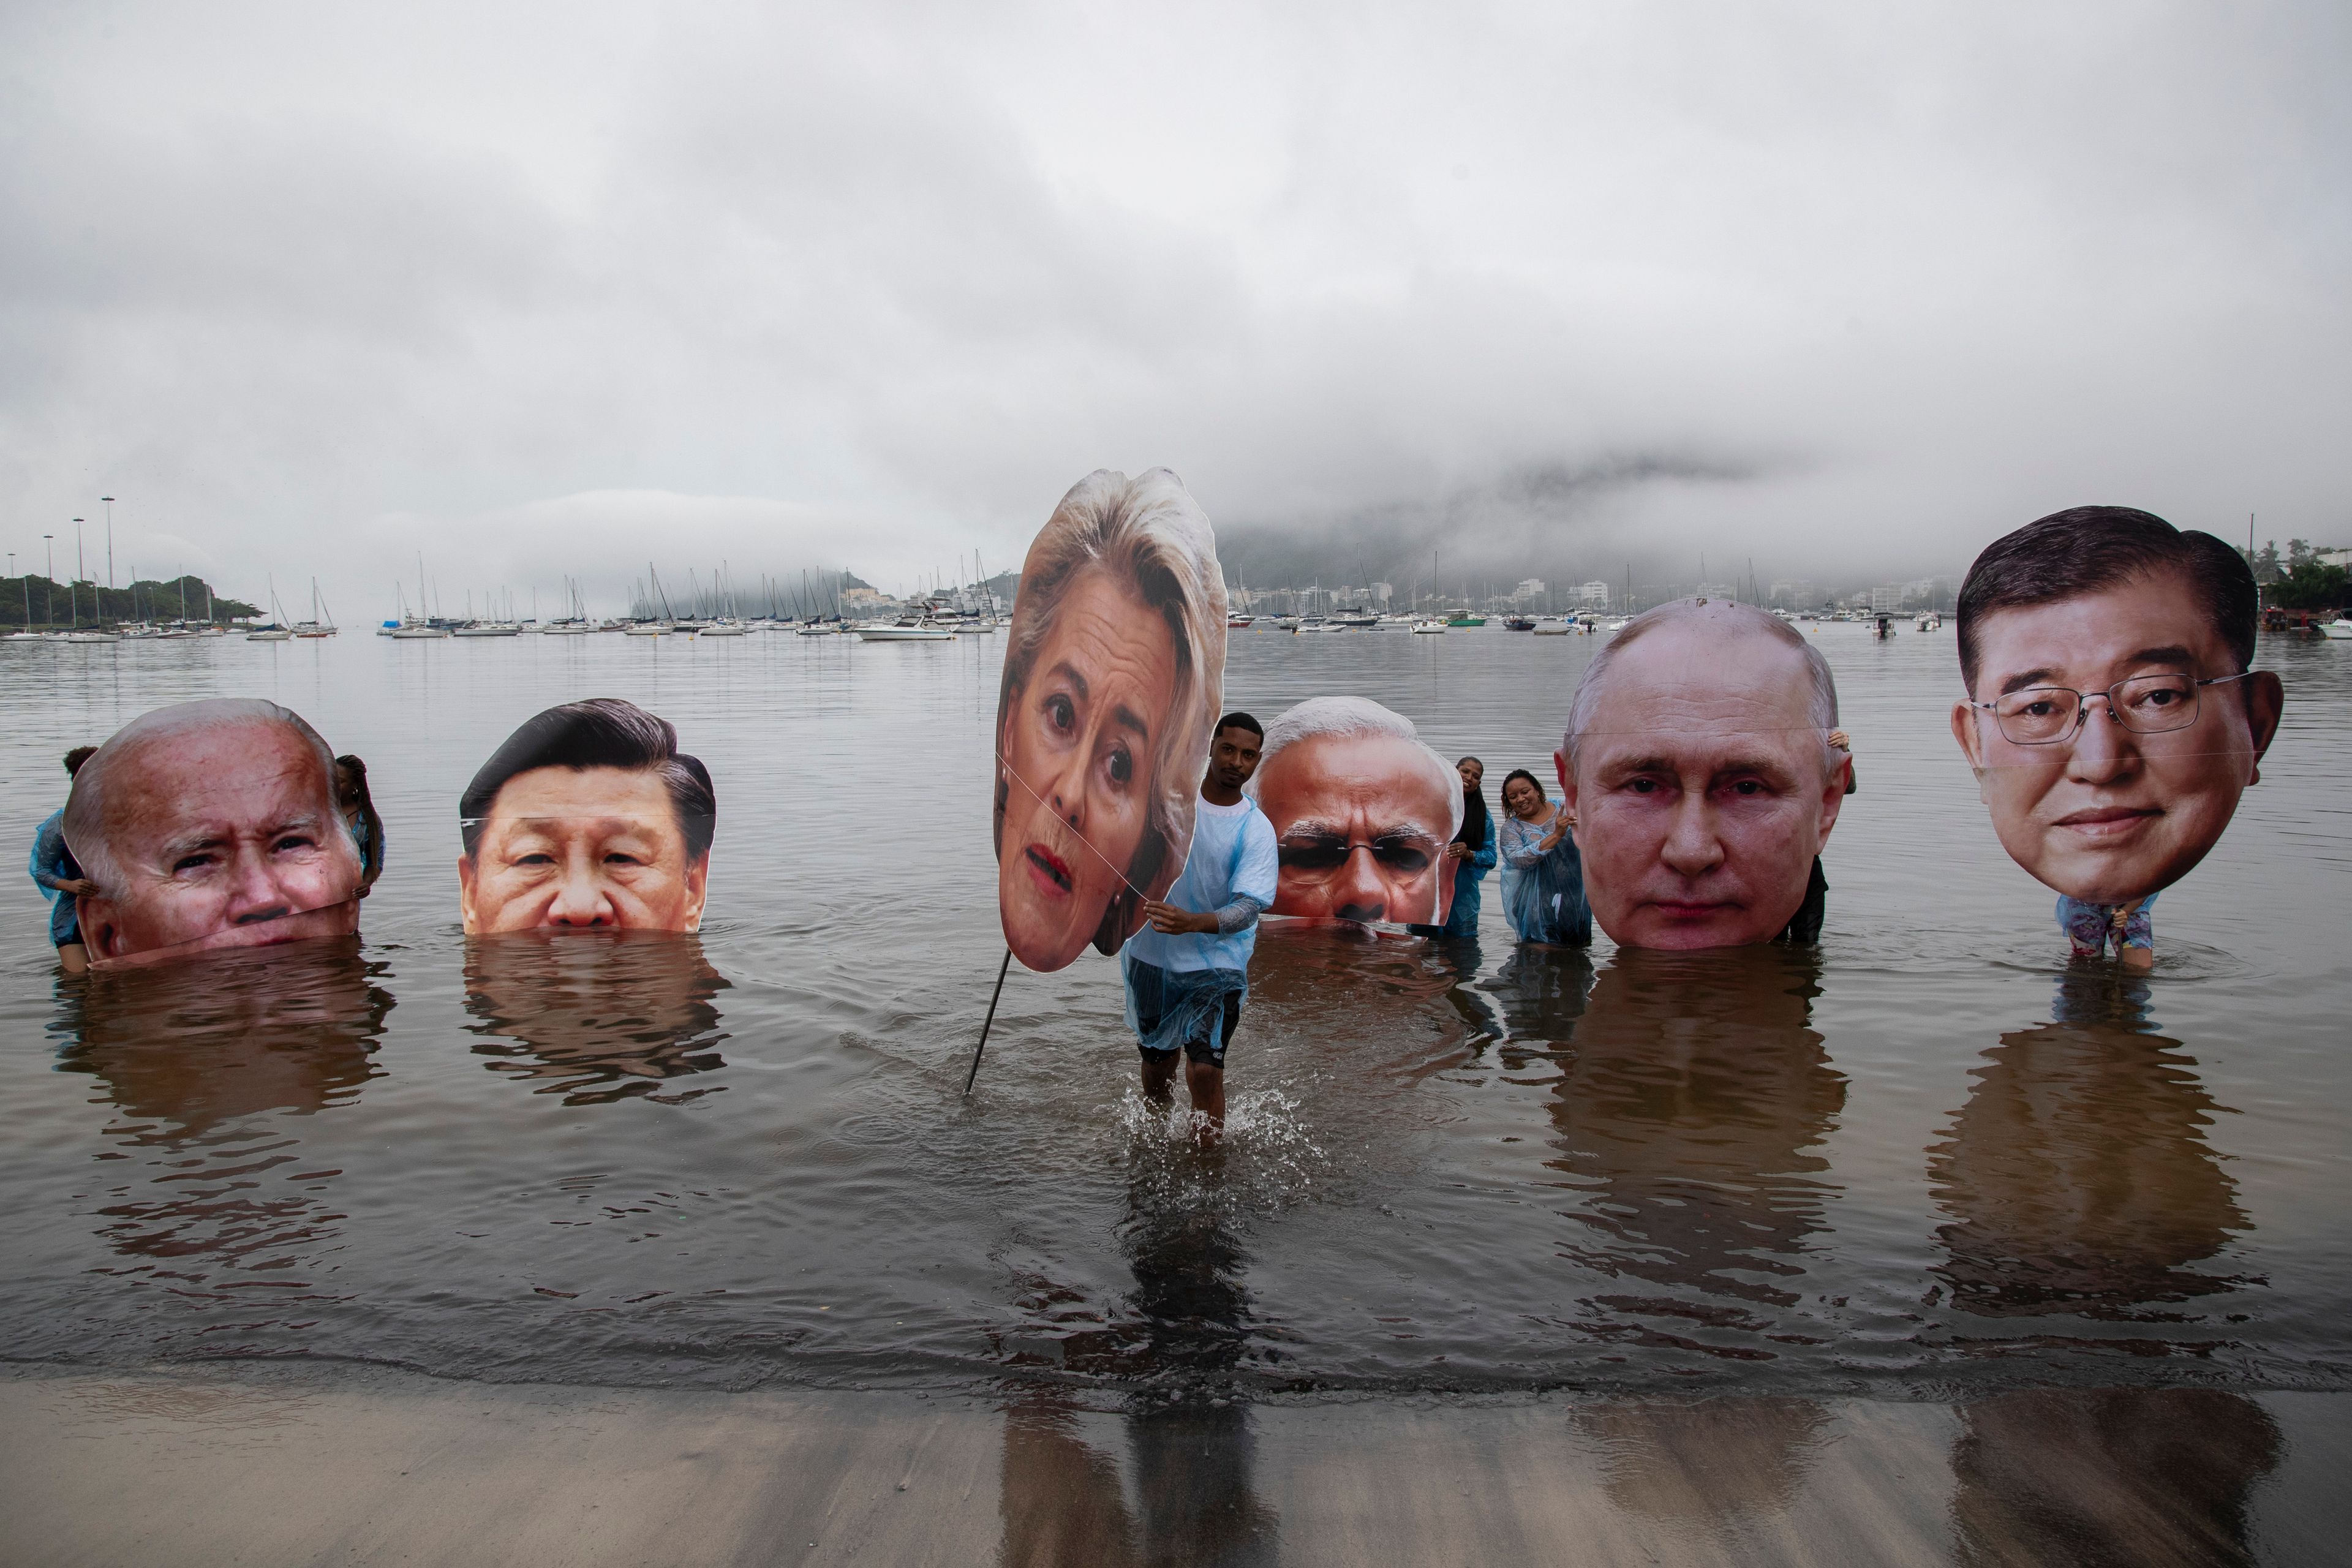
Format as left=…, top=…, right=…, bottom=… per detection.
left=4, top=1365, right=2342, bottom=1565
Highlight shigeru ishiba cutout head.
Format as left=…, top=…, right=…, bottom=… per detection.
left=1558, top=600, right=1850, bottom=949
left=993, top=469, right=1227, bottom=972
left=1247, top=696, right=1463, bottom=925
left=459, top=698, right=716, bottom=933
left=1950, top=507, right=2282, bottom=907
left=62, top=699, right=366, bottom=967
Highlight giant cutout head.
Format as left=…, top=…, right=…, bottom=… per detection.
left=460, top=698, right=715, bottom=933
left=1558, top=600, right=1850, bottom=949
left=993, top=469, right=1227, bottom=971
left=63, top=699, right=366, bottom=966
left=1950, top=508, right=2282, bottom=907
left=1248, top=696, right=1463, bottom=925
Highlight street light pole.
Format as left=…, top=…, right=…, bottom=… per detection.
left=43, top=534, right=55, bottom=628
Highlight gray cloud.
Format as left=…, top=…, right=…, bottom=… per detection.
left=2, top=0, right=2345, bottom=617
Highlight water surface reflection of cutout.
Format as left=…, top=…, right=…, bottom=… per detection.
left=1929, top=970, right=2250, bottom=1319
left=1951, top=1389, right=2281, bottom=1565
left=462, top=932, right=729, bottom=1106
left=55, top=937, right=390, bottom=1295
left=1545, top=948, right=1845, bottom=1343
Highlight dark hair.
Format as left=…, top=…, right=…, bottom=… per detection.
left=1956, top=507, right=2257, bottom=693
left=336, top=754, right=388, bottom=892
left=62, top=745, right=96, bottom=777
left=1499, top=767, right=1547, bottom=815
left=1453, top=756, right=1490, bottom=848
left=1214, top=710, right=1263, bottom=740
left=459, top=698, right=715, bottom=861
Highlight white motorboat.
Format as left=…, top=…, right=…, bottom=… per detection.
left=622, top=622, right=668, bottom=637
left=1532, top=619, right=1572, bottom=636
left=63, top=630, right=122, bottom=643
left=952, top=620, right=997, bottom=635
left=698, top=619, right=750, bottom=636
left=2321, top=619, right=2352, bottom=641
left=246, top=627, right=293, bottom=642
left=1411, top=619, right=1447, bottom=634
left=451, top=622, right=522, bottom=637
left=854, top=620, right=956, bottom=643
left=1226, top=613, right=1255, bottom=630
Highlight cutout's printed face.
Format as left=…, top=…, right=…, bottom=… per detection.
left=1561, top=625, right=1845, bottom=949
left=460, top=766, right=708, bottom=933
left=78, top=722, right=363, bottom=964
left=1254, top=733, right=1455, bottom=924
left=995, top=570, right=1178, bottom=971
left=1950, top=573, right=2282, bottom=905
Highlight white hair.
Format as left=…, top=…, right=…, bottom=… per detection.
left=1562, top=598, right=1839, bottom=775
left=62, top=698, right=344, bottom=899
left=1247, top=695, right=1466, bottom=839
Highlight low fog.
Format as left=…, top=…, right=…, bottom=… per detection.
left=3, top=0, right=2346, bottom=617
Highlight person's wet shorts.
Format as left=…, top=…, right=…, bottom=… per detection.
left=1135, top=988, right=1243, bottom=1069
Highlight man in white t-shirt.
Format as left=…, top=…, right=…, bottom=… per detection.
left=1123, top=712, right=1281, bottom=1134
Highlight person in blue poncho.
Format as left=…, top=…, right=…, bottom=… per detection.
left=1125, top=712, right=1280, bottom=1136
left=28, top=746, right=99, bottom=973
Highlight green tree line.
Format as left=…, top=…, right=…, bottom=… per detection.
left=2239, top=540, right=2349, bottom=612
left=0, top=575, right=260, bottom=628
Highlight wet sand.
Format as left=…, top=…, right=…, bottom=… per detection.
left=4, top=1369, right=2341, bottom=1566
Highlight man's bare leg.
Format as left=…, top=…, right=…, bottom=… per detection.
left=56, top=943, right=87, bottom=976
left=1141, top=1052, right=1181, bottom=1106
left=1186, top=1058, right=1226, bottom=1134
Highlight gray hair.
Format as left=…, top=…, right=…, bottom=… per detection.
left=1562, top=599, right=1840, bottom=775
left=1246, top=695, right=1466, bottom=839
left=62, top=698, right=345, bottom=899
left=993, top=468, right=1229, bottom=949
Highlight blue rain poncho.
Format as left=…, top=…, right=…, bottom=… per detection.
left=1499, top=810, right=1591, bottom=946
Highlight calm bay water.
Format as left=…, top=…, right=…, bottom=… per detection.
left=2, top=623, right=2347, bottom=1406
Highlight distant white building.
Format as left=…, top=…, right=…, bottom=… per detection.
left=2319, top=547, right=2352, bottom=569
left=1371, top=582, right=1394, bottom=605
left=1513, top=578, right=1547, bottom=604
left=1868, top=584, right=1905, bottom=613
left=1574, top=581, right=1610, bottom=607
left=1769, top=578, right=1819, bottom=608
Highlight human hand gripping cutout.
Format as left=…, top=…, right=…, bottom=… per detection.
left=1950, top=508, right=2282, bottom=971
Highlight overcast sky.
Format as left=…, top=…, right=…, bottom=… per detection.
left=3, top=0, right=2345, bottom=614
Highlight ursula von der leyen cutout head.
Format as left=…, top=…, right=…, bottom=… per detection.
left=1949, top=507, right=2282, bottom=907
left=1558, top=600, right=1849, bottom=949
left=62, top=699, right=366, bottom=967
left=993, top=469, right=1227, bottom=973
left=459, top=698, right=716, bottom=933
left=1247, top=696, right=1463, bottom=925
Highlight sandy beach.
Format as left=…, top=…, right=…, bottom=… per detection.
left=4, top=1368, right=2343, bottom=1565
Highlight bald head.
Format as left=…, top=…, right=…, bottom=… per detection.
left=1558, top=600, right=1848, bottom=949
left=64, top=699, right=361, bottom=963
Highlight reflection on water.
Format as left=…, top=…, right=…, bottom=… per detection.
left=1951, top=1389, right=2281, bottom=1566
left=53, top=938, right=391, bottom=1314
left=1930, top=970, right=2251, bottom=1321
left=1579, top=1397, right=1830, bottom=1526
left=462, top=933, right=729, bottom=1106
left=998, top=1150, right=1279, bottom=1567
left=1543, top=949, right=1845, bottom=1351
